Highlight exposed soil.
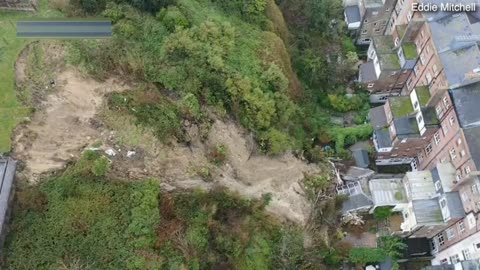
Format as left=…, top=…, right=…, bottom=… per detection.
left=11, top=41, right=324, bottom=225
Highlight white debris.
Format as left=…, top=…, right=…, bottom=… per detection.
left=127, top=151, right=136, bottom=158
left=105, top=149, right=116, bottom=156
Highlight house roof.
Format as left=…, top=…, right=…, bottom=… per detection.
left=428, top=12, right=480, bottom=88
left=369, top=106, right=388, bottom=129
left=464, top=126, right=480, bottom=169
left=393, top=116, right=420, bottom=137
left=374, top=128, right=392, bottom=148
left=342, top=193, right=374, bottom=213
left=353, top=149, right=370, bottom=168
left=369, top=178, right=407, bottom=206
left=445, top=192, right=466, bottom=220
left=345, top=5, right=361, bottom=24
left=404, top=237, right=432, bottom=258
left=450, top=82, right=480, bottom=128
left=421, top=107, right=440, bottom=126
left=405, top=171, right=437, bottom=200
left=360, top=61, right=377, bottom=83
left=431, top=163, right=457, bottom=193
left=0, top=158, right=16, bottom=239
left=412, top=199, right=444, bottom=224
left=342, top=166, right=375, bottom=181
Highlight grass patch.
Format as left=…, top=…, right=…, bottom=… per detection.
left=389, top=96, right=414, bottom=117
left=416, top=86, right=431, bottom=106
left=402, top=42, right=417, bottom=59
left=0, top=0, right=63, bottom=152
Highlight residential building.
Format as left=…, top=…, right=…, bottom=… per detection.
left=368, top=163, right=465, bottom=238
left=343, top=0, right=397, bottom=45
left=370, top=89, right=439, bottom=166
left=359, top=35, right=415, bottom=102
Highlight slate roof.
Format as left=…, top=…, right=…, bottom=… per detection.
left=450, top=82, right=480, bottom=128
left=342, top=193, right=374, bottom=213
left=369, top=106, right=388, bottom=129
left=0, top=158, right=16, bottom=244
left=428, top=11, right=480, bottom=88
left=360, top=61, right=377, bottom=82
left=412, top=199, right=443, bottom=224
left=374, top=128, right=392, bottom=148
left=345, top=5, right=361, bottom=24
left=463, top=126, right=480, bottom=168
left=393, top=117, right=420, bottom=137
left=353, top=149, right=370, bottom=168
left=445, top=192, right=466, bottom=220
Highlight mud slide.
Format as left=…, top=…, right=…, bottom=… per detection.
left=12, top=42, right=323, bottom=225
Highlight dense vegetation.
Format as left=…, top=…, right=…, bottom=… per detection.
left=63, top=0, right=371, bottom=158
left=5, top=152, right=307, bottom=269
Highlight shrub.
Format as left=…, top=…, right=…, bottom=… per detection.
left=259, top=128, right=291, bottom=155
left=157, top=6, right=190, bottom=32
left=208, top=144, right=227, bottom=166
left=349, top=247, right=387, bottom=265
left=374, top=206, right=393, bottom=221
left=91, top=156, right=110, bottom=177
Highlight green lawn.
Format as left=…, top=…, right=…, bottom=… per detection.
left=0, top=0, right=62, bottom=153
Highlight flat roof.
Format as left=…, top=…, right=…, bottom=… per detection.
left=369, top=178, right=407, bottom=206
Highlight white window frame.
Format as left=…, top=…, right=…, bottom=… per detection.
left=368, top=83, right=374, bottom=88
left=444, top=96, right=451, bottom=109
left=425, top=144, right=433, bottom=155
left=446, top=228, right=455, bottom=240
left=433, top=64, right=438, bottom=75
left=420, top=53, right=426, bottom=65
left=461, top=192, right=468, bottom=202
left=457, top=138, right=462, bottom=145
left=434, top=132, right=441, bottom=145
left=463, top=249, right=472, bottom=260
left=450, top=116, right=455, bottom=126
left=442, top=123, right=449, bottom=136
left=466, top=166, right=472, bottom=175
left=450, top=254, right=460, bottom=264
left=435, top=181, right=442, bottom=191
left=458, top=221, right=466, bottom=234
left=450, top=148, right=457, bottom=161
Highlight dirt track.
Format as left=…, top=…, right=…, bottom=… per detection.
left=12, top=42, right=323, bottom=225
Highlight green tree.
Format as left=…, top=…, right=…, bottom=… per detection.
left=349, top=248, right=387, bottom=265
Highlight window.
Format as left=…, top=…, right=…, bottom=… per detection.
left=450, top=116, right=456, bottom=126
left=444, top=96, right=451, bottom=109
left=458, top=221, right=466, bottom=234
left=395, top=37, right=399, bottom=46
left=435, top=181, right=442, bottom=191
left=450, top=254, right=460, bottom=264
left=417, top=114, right=424, bottom=125
left=421, top=30, right=425, bottom=38
left=442, top=123, right=449, bottom=136
left=456, top=174, right=462, bottom=181
left=420, top=53, right=425, bottom=65
left=426, top=73, right=432, bottom=84
left=466, top=166, right=472, bottom=175
left=472, top=184, right=480, bottom=194
left=461, top=192, right=468, bottom=202
left=374, top=22, right=378, bottom=26
left=386, top=8, right=390, bottom=11
left=440, top=258, right=449, bottom=264
left=362, top=29, right=368, bottom=34
left=468, top=214, right=476, bottom=229
left=457, top=138, right=462, bottom=145
left=440, top=199, right=447, bottom=208
left=375, top=28, right=380, bottom=33
left=461, top=150, right=466, bottom=157
left=434, top=132, right=441, bottom=145
left=414, top=65, right=419, bottom=76
left=426, top=45, right=430, bottom=54
left=368, top=83, right=374, bottom=88
left=433, top=64, right=438, bottom=75
left=438, top=233, right=445, bottom=246
left=372, top=11, right=379, bottom=16
left=407, top=77, right=413, bottom=88
left=450, top=149, right=457, bottom=161
left=436, top=105, right=444, bottom=118
left=414, top=101, right=419, bottom=109
left=364, top=19, right=368, bottom=23
left=463, top=249, right=471, bottom=260
left=418, top=153, right=424, bottom=162
left=425, top=144, right=433, bottom=155
left=476, top=242, right=480, bottom=250
left=446, top=228, right=455, bottom=239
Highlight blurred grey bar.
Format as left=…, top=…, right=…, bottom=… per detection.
left=17, top=21, right=112, bottom=38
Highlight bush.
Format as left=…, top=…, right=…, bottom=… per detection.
left=157, top=6, right=190, bottom=32
left=91, top=156, right=110, bottom=177
left=374, top=206, right=393, bottom=221
left=349, top=247, right=387, bottom=265
left=260, top=128, right=291, bottom=155
left=208, top=144, right=228, bottom=165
